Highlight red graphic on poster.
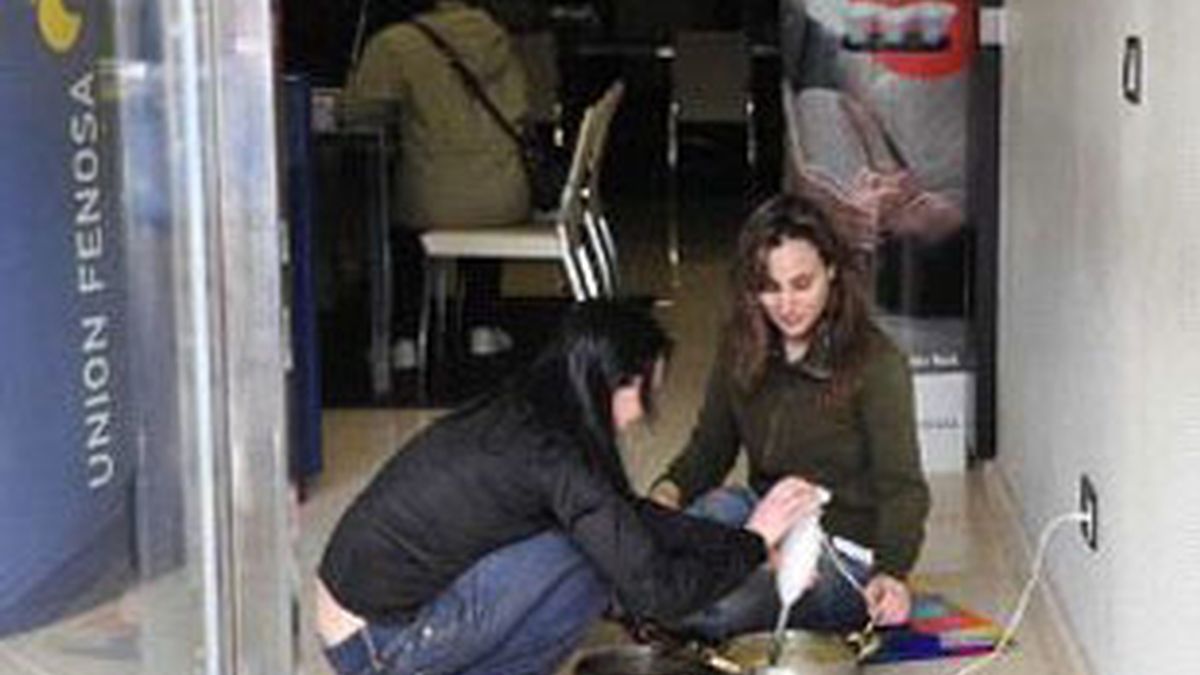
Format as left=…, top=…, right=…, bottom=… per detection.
left=848, top=0, right=976, bottom=79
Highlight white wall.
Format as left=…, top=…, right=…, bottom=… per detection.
left=1000, top=1, right=1200, bottom=672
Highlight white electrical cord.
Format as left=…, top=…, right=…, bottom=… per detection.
left=951, top=511, right=1091, bottom=675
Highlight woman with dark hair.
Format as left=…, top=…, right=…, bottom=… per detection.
left=316, top=300, right=823, bottom=674
left=651, top=195, right=931, bottom=639
left=347, top=0, right=533, bottom=363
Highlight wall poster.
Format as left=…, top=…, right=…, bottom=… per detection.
left=780, top=0, right=979, bottom=469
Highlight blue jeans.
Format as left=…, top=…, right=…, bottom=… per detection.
left=674, top=486, right=870, bottom=641
left=322, top=532, right=608, bottom=675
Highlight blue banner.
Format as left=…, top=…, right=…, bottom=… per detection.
left=1, top=1, right=135, bottom=636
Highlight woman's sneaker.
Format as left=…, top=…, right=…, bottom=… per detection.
left=469, top=326, right=514, bottom=356
left=390, top=337, right=418, bottom=370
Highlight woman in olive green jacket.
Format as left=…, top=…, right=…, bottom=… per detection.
left=347, top=0, right=530, bottom=229
left=345, top=0, right=530, bottom=355
left=651, top=194, right=931, bottom=639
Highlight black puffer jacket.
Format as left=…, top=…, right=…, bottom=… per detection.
left=319, top=394, right=766, bottom=624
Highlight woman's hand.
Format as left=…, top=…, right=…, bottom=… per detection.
left=743, top=476, right=824, bottom=549
left=648, top=480, right=682, bottom=510
left=863, top=573, right=911, bottom=626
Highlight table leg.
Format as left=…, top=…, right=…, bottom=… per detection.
left=368, top=129, right=392, bottom=398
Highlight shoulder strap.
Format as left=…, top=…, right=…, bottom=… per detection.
left=409, top=19, right=524, bottom=147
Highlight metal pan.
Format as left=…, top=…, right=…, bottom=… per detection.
left=574, top=644, right=723, bottom=675
left=720, top=630, right=861, bottom=675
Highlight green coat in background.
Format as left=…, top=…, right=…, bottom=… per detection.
left=347, top=1, right=530, bottom=229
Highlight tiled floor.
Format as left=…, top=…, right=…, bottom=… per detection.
left=0, top=197, right=1091, bottom=674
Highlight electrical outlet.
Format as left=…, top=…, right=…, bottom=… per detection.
left=1079, top=474, right=1098, bottom=551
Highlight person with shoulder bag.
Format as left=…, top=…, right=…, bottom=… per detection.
left=345, top=0, right=534, bottom=363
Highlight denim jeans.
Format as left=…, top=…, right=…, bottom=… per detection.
left=322, top=531, right=608, bottom=675
left=673, top=486, right=871, bottom=642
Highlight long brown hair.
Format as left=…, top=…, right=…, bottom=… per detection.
left=728, top=195, right=872, bottom=402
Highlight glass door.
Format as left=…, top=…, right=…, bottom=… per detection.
left=1, top=1, right=293, bottom=673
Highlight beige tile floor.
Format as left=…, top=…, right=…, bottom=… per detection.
left=0, top=210, right=1091, bottom=675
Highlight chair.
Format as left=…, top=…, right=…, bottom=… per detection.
left=665, top=31, right=755, bottom=277
left=416, top=81, right=626, bottom=392
left=667, top=30, right=757, bottom=175
left=579, top=81, right=625, bottom=296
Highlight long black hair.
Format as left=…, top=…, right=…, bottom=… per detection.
left=515, top=300, right=672, bottom=494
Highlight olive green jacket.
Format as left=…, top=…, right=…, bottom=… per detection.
left=347, top=1, right=530, bottom=228
left=660, top=326, right=931, bottom=577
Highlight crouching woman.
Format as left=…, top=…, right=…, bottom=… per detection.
left=315, top=300, right=822, bottom=674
